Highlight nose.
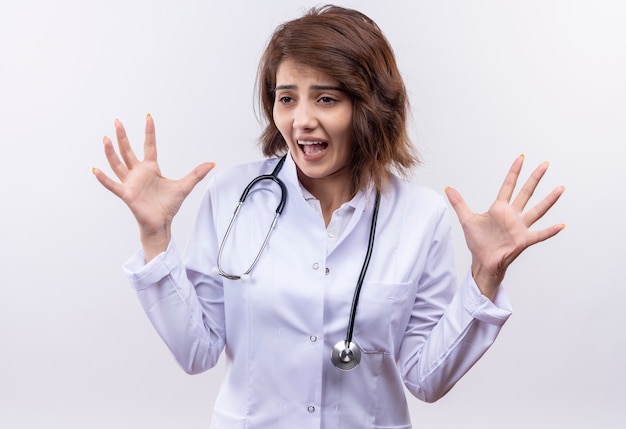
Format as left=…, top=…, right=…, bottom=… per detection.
left=292, top=102, right=317, bottom=130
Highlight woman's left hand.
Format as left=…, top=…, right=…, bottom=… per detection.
left=445, top=155, right=565, bottom=300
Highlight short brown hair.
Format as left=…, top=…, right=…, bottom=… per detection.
left=257, top=5, right=419, bottom=192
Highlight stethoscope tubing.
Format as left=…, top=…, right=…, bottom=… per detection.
left=345, top=190, right=380, bottom=344
left=215, top=156, right=287, bottom=280
left=238, top=160, right=288, bottom=215
left=215, top=154, right=381, bottom=371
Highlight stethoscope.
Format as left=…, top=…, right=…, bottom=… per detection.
left=213, top=155, right=381, bottom=371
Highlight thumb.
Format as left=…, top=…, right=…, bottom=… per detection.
left=179, top=162, right=216, bottom=196
left=444, top=186, right=472, bottom=224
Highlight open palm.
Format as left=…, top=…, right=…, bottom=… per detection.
left=93, top=115, right=214, bottom=260
left=445, top=155, right=565, bottom=299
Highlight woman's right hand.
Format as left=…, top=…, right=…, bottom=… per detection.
left=93, top=115, right=215, bottom=261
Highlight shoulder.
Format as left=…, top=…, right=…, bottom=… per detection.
left=206, top=157, right=281, bottom=195
left=383, top=175, right=448, bottom=217
left=213, top=158, right=279, bottom=184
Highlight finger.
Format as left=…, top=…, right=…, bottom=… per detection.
left=495, top=155, right=525, bottom=203
left=115, top=118, right=140, bottom=168
left=526, top=222, right=566, bottom=247
left=178, top=162, right=216, bottom=196
left=144, top=113, right=157, bottom=162
left=444, top=186, right=473, bottom=225
left=103, top=135, right=128, bottom=181
left=92, top=167, right=125, bottom=199
left=524, top=185, right=565, bottom=226
left=511, top=161, right=549, bottom=212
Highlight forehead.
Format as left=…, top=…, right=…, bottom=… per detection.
left=275, top=59, right=339, bottom=86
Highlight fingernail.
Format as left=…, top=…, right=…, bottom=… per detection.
left=519, top=153, right=525, bottom=158
left=91, top=167, right=96, bottom=175
left=146, top=113, right=152, bottom=118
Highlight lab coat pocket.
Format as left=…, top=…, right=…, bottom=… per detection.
left=372, top=424, right=412, bottom=429
left=354, top=281, right=415, bottom=354
left=210, top=409, right=246, bottom=429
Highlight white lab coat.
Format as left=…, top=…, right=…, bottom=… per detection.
left=124, top=154, right=512, bottom=429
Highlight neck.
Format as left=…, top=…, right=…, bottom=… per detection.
left=298, top=171, right=355, bottom=226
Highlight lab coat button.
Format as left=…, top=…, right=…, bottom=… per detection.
left=328, top=230, right=336, bottom=238
left=309, top=335, right=317, bottom=342
left=312, top=262, right=320, bottom=270
left=307, top=405, right=316, bottom=413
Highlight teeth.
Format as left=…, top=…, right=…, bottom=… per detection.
left=297, top=140, right=327, bottom=156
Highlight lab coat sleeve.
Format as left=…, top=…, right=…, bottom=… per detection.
left=122, top=189, right=226, bottom=375
left=399, top=207, right=512, bottom=403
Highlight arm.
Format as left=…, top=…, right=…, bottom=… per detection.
left=400, top=155, right=564, bottom=401
left=399, top=208, right=512, bottom=402
left=123, top=239, right=226, bottom=374
left=94, top=115, right=224, bottom=373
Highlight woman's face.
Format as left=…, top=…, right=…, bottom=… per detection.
left=273, top=59, right=354, bottom=190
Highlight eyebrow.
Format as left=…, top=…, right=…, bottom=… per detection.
left=274, top=84, right=345, bottom=92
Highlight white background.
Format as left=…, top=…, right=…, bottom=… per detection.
left=1, top=0, right=624, bottom=427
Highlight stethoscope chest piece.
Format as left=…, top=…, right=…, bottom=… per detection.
left=331, top=340, right=362, bottom=371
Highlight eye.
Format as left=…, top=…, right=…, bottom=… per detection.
left=318, top=96, right=336, bottom=104
left=278, top=95, right=294, bottom=104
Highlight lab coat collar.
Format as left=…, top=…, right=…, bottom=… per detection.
left=280, top=150, right=376, bottom=212
left=280, top=151, right=377, bottom=255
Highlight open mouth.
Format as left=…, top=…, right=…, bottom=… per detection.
left=298, top=141, right=328, bottom=155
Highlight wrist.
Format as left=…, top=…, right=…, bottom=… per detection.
left=139, top=226, right=171, bottom=263
left=471, top=263, right=504, bottom=301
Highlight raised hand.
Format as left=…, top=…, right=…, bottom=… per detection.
left=93, top=115, right=215, bottom=261
left=444, top=155, right=565, bottom=300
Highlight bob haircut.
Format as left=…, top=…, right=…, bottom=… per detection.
left=257, top=5, right=419, bottom=192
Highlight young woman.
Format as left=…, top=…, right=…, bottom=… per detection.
left=93, top=5, right=564, bottom=428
